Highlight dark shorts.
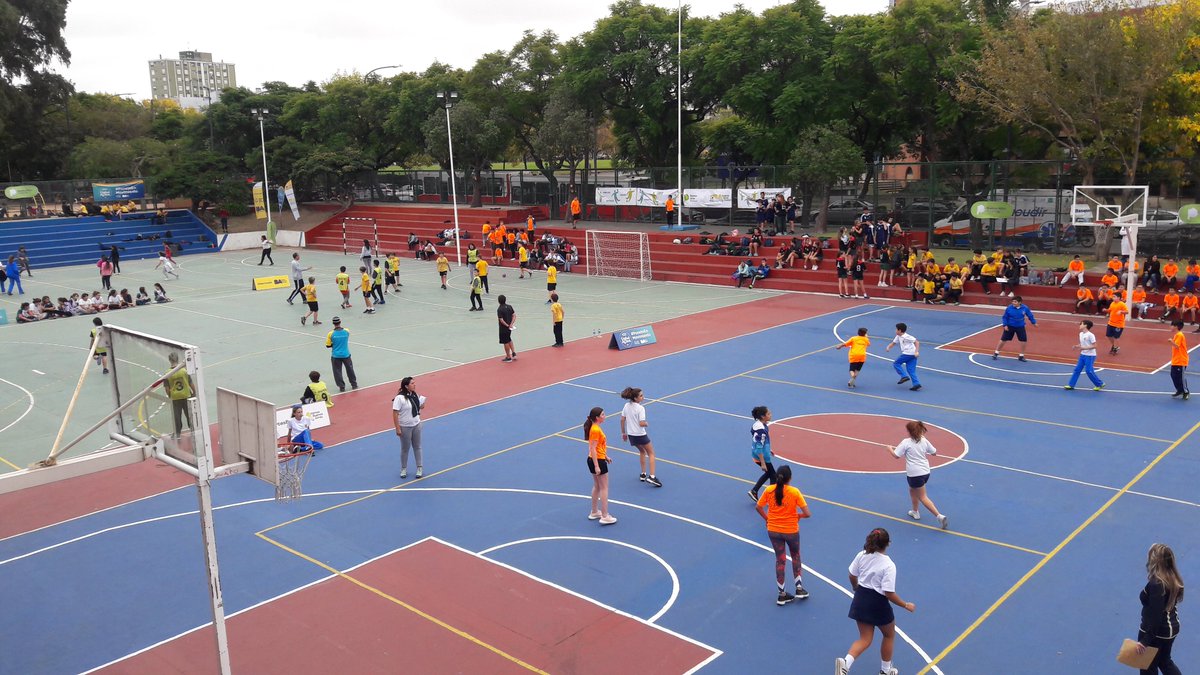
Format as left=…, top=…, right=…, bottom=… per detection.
left=586, top=457, right=609, bottom=474
left=306, top=301, right=319, bottom=311
left=906, top=473, right=930, bottom=489
left=849, top=361, right=864, bottom=372
left=837, top=269, right=848, bottom=278
left=1000, top=325, right=1027, bottom=342
left=628, top=434, right=651, bottom=447
left=848, top=585, right=895, bottom=627
left=881, top=262, right=893, bottom=270
left=499, top=328, right=512, bottom=344
left=1106, top=325, right=1124, bottom=338
left=520, top=262, right=528, bottom=269
left=362, top=291, right=372, bottom=298
left=852, top=272, right=864, bottom=280
left=547, top=283, right=557, bottom=291
left=385, top=273, right=396, bottom=284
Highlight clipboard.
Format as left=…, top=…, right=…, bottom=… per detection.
left=1116, top=638, right=1158, bottom=669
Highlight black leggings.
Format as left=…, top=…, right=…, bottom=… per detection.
left=171, top=398, right=193, bottom=437
left=260, top=249, right=273, bottom=264
left=287, top=280, right=304, bottom=303
left=753, top=461, right=776, bottom=493
left=1140, top=635, right=1181, bottom=675
left=480, top=275, right=490, bottom=293
left=470, top=292, right=483, bottom=310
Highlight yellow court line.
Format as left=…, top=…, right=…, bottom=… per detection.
left=915, top=418, right=1200, bottom=675
left=744, top=375, right=1174, bottom=444
left=550, top=434, right=1045, bottom=556
left=0, top=454, right=20, bottom=470
left=256, top=533, right=548, bottom=674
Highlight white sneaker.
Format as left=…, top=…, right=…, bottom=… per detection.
left=907, top=510, right=921, bottom=520
left=882, top=668, right=898, bottom=675
left=588, top=511, right=602, bottom=520
left=835, top=657, right=850, bottom=675
left=599, top=515, right=618, bottom=525
left=938, top=514, right=949, bottom=530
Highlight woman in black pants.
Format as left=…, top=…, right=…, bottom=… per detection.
left=109, top=244, right=122, bottom=274
left=1135, top=543, right=1184, bottom=675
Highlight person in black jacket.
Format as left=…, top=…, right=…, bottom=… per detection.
left=1136, top=543, right=1184, bottom=675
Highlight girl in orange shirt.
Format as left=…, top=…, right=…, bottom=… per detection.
left=1162, top=259, right=1179, bottom=290
left=755, top=465, right=812, bottom=605
left=1182, top=291, right=1198, bottom=326
left=585, top=407, right=617, bottom=525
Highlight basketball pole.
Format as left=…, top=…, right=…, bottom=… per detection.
left=676, top=0, right=683, bottom=228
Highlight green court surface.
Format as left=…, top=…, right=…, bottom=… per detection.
left=0, top=248, right=779, bottom=472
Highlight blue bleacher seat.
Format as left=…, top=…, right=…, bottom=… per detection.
left=0, top=210, right=219, bottom=270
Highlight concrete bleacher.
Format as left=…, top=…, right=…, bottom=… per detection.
left=0, top=210, right=219, bottom=269
left=304, top=205, right=1097, bottom=313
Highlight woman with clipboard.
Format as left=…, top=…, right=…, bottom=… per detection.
left=1133, top=543, right=1184, bottom=674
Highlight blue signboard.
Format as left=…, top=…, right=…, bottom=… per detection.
left=92, top=180, right=146, bottom=201
left=608, top=325, right=657, bottom=351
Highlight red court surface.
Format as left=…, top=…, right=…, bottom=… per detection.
left=97, top=539, right=718, bottom=674
left=938, top=315, right=1177, bottom=373
left=771, top=414, right=967, bottom=473
left=0, top=293, right=850, bottom=539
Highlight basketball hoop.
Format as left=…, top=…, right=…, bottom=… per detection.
left=275, top=443, right=314, bottom=502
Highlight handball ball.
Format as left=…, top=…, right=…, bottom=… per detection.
left=502, top=273, right=507, bottom=278
left=673, top=238, right=681, bottom=244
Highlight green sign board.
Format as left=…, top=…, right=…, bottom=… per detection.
left=970, top=201, right=1014, bottom=219
left=4, top=185, right=40, bottom=200
left=1180, top=204, right=1200, bottom=225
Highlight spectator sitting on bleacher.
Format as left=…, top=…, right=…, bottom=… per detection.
left=801, top=237, right=822, bottom=270
left=156, top=208, right=167, bottom=225
left=751, top=260, right=770, bottom=288
left=774, top=243, right=797, bottom=269
left=1074, top=287, right=1095, bottom=314
left=1161, top=287, right=1181, bottom=322
left=1096, top=285, right=1115, bottom=314
left=1132, top=285, right=1152, bottom=320
left=408, top=232, right=419, bottom=251
left=733, top=259, right=755, bottom=288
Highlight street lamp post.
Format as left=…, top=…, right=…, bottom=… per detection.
left=250, top=108, right=272, bottom=227
left=437, top=91, right=462, bottom=266
left=365, top=65, right=401, bottom=79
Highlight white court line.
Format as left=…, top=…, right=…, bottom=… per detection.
left=31, top=370, right=45, bottom=375
left=1151, top=341, right=1200, bottom=374
left=960, top=458, right=1200, bottom=509
left=478, top=535, right=681, bottom=624
left=932, top=322, right=998, bottom=350
left=966, top=352, right=1084, bottom=376
left=0, top=376, right=35, bottom=436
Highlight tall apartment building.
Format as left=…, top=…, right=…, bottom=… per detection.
left=148, top=51, right=237, bottom=110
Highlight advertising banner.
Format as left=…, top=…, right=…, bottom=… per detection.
left=251, top=275, right=290, bottom=291
left=284, top=180, right=301, bottom=221
left=735, top=188, right=791, bottom=209
left=92, top=180, right=145, bottom=201
left=253, top=181, right=267, bottom=219
left=4, top=185, right=40, bottom=200
left=595, top=186, right=790, bottom=209
left=274, top=402, right=330, bottom=440
left=607, top=325, right=658, bottom=351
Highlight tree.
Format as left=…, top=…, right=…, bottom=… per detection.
left=785, top=124, right=864, bottom=228
left=70, top=136, right=169, bottom=179
left=150, top=149, right=248, bottom=211
left=534, top=89, right=597, bottom=204
left=958, top=2, right=1187, bottom=257
left=421, top=100, right=510, bottom=207
left=697, top=110, right=765, bottom=226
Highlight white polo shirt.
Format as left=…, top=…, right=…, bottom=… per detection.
left=1078, top=330, right=1097, bottom=357
left=621, top=401, right=647, bottom=436
left=891, top=437, right=937, bottom=477
left=849, top=550, right=897, bottom=595
left=891, top=333, right=918, bottom=356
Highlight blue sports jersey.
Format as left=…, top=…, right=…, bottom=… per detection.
left=751, top=420, right=772, bottom=463
left=1001, top=304, right=1037, bottom=328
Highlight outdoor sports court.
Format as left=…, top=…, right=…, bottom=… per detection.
left=1, top=248, right=1198, bottom=674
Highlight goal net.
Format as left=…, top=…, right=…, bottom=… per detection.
left=585, top=230, right=652, bottom=282
left=341, top=217, right=379, bottom=257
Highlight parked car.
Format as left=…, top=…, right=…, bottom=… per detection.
left=825, top=199, right=876, bottom=226
left=899, top=200, right=957, bottom=227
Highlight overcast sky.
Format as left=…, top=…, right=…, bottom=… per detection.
left=57, top=0, right=887, bottom=100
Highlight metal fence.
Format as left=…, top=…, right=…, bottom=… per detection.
left=0, top=177, right=165, bottom=219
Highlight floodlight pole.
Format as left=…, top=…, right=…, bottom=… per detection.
left=438, top=91, right=462, bottom=266
left=676, top=0, right=684, bottom=227
left=251, top=108, right=272, bottom=227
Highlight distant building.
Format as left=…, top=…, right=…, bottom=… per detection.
left=148, top=51, right=237, bottom=111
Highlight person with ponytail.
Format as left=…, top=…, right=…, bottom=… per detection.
left=1135, top=543, right=1184, bottom=674
left=391, top=376, right=426, bottom=479
left=887, top=420, right=948, bottom=530
left=620, top=387, right=661, bottom=487
left=754, top=465, right=811, bottom=605
left=836, top=528, right=915, bottom=675
left=747, top=406, right=776, bottom=501
left=584, top=407, right=617, bottom=525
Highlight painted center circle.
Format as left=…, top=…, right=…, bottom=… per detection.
left=769, top=413, right=967, bottom=474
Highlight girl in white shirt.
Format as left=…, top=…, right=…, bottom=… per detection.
left=391, top=376, right=427, bottom=479
left=285, top=406, right=324, bottom=451
left=620, top=387, right=661, bottom=487
left=836, top=528, right=916, bottom=675
left=887, top=420, right=948, bottom=529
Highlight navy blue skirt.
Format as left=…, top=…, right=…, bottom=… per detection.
left=848, top=585, right=894, bottom=626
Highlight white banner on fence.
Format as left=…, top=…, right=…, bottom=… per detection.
left=596, top=186, right=791, bottom=209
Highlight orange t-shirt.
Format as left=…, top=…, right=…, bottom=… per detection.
left=571, top=199, right=581, bottom=215
left=1077, top=288, right=1094, bottom=301
left=1133, top=289, right=1146, bottom=303
left=588, top=424, right=607, bottom=461
left=526, top=215, right=534, bottom=231
left=1170, top=332, right=1189, bottom=367
left=482, top=224, right=491, bottom=236
left=757, top=484, right=808, bottom=534
left=1163, top=263, right=1179, bottom=278
left=1187, top=264, right=1200, bottom=277
left=1068, top=260, right=1084, bottom=272
left=1184, top=296, right=1199, bottom=310
left=1101, top=273, right=1119, bottom=287
left=665, top=197, right=675, bottom=213
left=842, top=336, right=870, bottom=363
left=1107, top=260, right=1122, bottom=272
left=1097, top=288, right=1113, bottom=301
left=1165, top=293, right=1181, bottom=308
left=506, top=233, right=516, bottom=245
left=1108, top=301, right=1127, bottom=328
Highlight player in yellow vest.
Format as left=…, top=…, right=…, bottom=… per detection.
left=550, top=292, right=564, bottom=346
left=302, top=370, right=333, bottom=408
left=385, top=253, right=401, bottom=294
left=301, top=275, right=322, bottom=326
left=518, top=244, right=529, bottom=279
left=475, top=258, right=490, bottom=294
left=436, top=252, right=449, bottom=289
left=335, top=266, right=351, bottom=309
left=162, top=352, right=195, bottom=439
left=360, top=266, right=375, bottom=313
left=90, top=317, right=109, bottom=374
left=545, top=264, right=558, bottom=304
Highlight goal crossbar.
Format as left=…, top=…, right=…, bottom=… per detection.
left=585, top=230, right=652, bottom=282
left=340, top=217, right=379, bottom=257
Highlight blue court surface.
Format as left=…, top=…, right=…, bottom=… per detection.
left=2, top=302, right=1197, bottom=674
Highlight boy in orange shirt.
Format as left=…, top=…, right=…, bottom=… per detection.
left=1161, top=288, right=1181, bottom=323
left=1162, top=258, right=1179, bottom=290
left=1075, top=287, right=1095, bottom=314
left=1106, top=255, right=1123, bottom=274
left=1106, top=288, right=1128, bottom=354
left=1060, top=255, right=1086, bottom=287
left=1101, top=271, right=1119, bottom=288
left=1182, top=290, right=1199, bottom=330
left=837, top=327, right=871, bottom=388
left=1168, top=321, right=1189, bottom=399
left=1185, top=259, right=1200, bottom=292
left=1131, top=285, right=1151, bottom=320
left=1096, top=286, right=1114, bottom=315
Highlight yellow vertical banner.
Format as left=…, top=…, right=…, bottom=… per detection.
left=253, top=181, right=267, bottom=220
left=284, top=180, right=301, bottom=221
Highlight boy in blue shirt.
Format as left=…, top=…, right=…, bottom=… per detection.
left=993, top=295, right=1037, bottom=362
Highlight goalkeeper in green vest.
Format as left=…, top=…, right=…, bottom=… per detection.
left=301, top=370, right=334, bottom=408
left=161, top=351, right=196, bottom=439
